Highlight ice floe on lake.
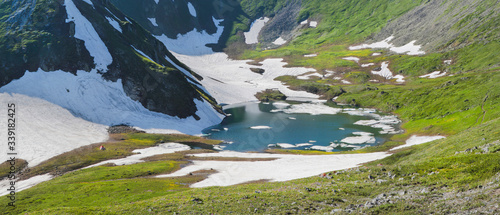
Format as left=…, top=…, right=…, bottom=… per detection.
left=155, top=17, right=224, bottom=55
left=342, top=57, right=360, bottom=63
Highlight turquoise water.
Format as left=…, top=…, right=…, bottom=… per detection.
left=202, top=101, right=395, bottom=152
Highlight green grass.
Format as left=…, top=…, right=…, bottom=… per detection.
left=22, top=133, right=221, bottom=179
left=2, top=161, right=200, bottom=214
left=15, top=118, right=498, bottom=214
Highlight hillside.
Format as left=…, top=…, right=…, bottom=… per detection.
left=0, top=0, right=499, bottom=214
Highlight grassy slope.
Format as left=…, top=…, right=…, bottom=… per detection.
left=236, top=0, right=423, bottom=67
left=10, top=119, right=498, bottom=214
left=1, top=0, right=499, bottom=214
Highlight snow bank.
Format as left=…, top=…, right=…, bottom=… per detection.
left=85, top=143, right=190, bottom=168
left=148, top=18, right=158, bottom=26
left=391, top=135, right=445, bottom=151
left=0, top=93, right=108, bottom=167
left=282, top=102, right=342, bottom=115
left=310, top=145, right=333, bottom=152
left=354, top=115, right=401, bottom=135
left=172, top=52, right=319, bottom=104
left=106, top=17, right=122, bottom=32
left=349, top=36, right=425, bottom=55
left=0, top=69, right=223, bottom=135
left=132, top=46, right=156, bottom=63
left=82, top=0, right=93, bottom=6
left=157, top=151, right=389, bottom=187
left=277, top=143, right=296, bottom=148
left=273, top=102, right=291, bottom=108
left=342, top=57, right=360, bottom=63
left=155, top=17, right=224, bottom=55
left=187, top=2, right=197, bottom=17
left=304, top=54, right=317, bottom=58
left=390, top=40, right=425, bottom=55
left=272, top=37, right=287, bottom=45
left=371, top=61, right=405, bottom=82
left=297, top=72, right=322, bottom=80
left=341, top=132, right=376, bottom=144
left=250, top=126, right=272, bottom=130
left=0, top=174, right=53, bottom=197
left=420, top=71, right=447, bottom=79
left=244, top=17, right=269, bottom=44
left=341, top=80, right=352, bottom=84
left=65, top=0, right=113, bottom=71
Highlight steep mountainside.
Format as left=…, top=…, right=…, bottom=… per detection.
left=0, top=0, right=222, bottom=120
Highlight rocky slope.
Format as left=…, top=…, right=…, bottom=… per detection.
left=0, top=0, right=222, bottom=120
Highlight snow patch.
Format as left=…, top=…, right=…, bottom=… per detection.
left=420, top=71, right=447, bottom=79
left=86, top=143, right=190, bottom=168
left=349, top=36, right=425, bottom=55
left=277, top=143, right=297, bottom=148
left=391, top=135, right=446, bottom=151
left=361, top=63, right=375, bottom=67
left=297, top=72, right=322, bottom=80
left=282, top=102, right=342, bottom=115
left=272, top=37, right=287, bottom=45
left=187, top=2, right=197, bottom=17
left=310, top=145, right=333, bottom=152
left=82, top=0, right=93, bottom=6
left=0, top=69, right=223, bottom=135
left=155, top=17, right=224, bottom=55
left=106, top=17, right=122, bottom=33
left=0, top=93, right=108, bottom=167
left=172, top=52, right=318, bottom=104
left=132, top=46, right=156, bottom=63
left=354, top=115, right=401, bottom=135
left=65, top=0, right=113, bottom=72
left=309, top=21, right=318, bottom=27
left=341, top=80, right=352, bottom=84
left=148, top=18, right=158, bottom=26
left=342, top=57, right=360, bottom=63
left=157, top=151, right=389, bottom=187
left=341, top=132, right=376, bottom=144
left=0, top=174, right=53, bottom=197
left=304, top=54, right=317, bottom=58
left=371, top=61, right=405, bottom=82
left=244, top=17, right=269, bottom=44
left=250, top=126, right=272, bottom=130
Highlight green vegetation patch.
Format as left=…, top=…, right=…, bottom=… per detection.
left=255, top=89, right=287, bottom=101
